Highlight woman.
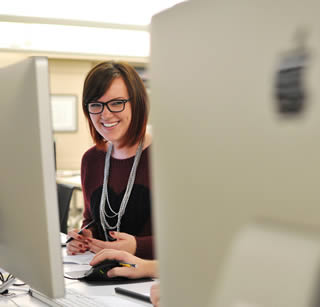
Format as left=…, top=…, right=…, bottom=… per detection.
left=67, top=61, right=153, bottom=259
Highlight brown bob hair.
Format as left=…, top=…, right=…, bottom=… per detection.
left=82, top=61, right=149, bottom=150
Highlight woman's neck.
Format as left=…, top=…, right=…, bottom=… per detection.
left=107, top=132, right=152, bottom=160
left=111, top=142, right=140, bottom=159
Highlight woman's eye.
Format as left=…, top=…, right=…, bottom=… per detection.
left=109, top=100, right=123, bottom=106
left=91, top=103, right=101, bottom=108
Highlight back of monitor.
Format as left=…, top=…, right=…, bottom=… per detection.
left=214, top=222, right=320, bottom=306
left=0, top=57, right=64, bottom=298
left=150, top=1, right=320, bottom=306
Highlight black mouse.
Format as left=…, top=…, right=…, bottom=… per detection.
left=82, top=259, right=126, bottom=281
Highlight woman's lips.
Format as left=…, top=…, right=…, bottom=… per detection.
left=102, top=121, right=119, bottom=128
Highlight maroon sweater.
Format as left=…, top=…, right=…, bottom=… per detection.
left=81, top=145, right=154, bottom=259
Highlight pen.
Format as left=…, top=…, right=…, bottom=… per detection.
left=114, top=287, right=151, bottom=304
left=119, top=262, right=137, bottom=268
left=65, top=220, right=95, bottom=244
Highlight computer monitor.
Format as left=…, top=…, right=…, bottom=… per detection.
left=150, top=1, right=320, bottom=306
left=0, top=57, right=64, bottom=298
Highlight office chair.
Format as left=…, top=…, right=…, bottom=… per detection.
left=57, top=183, right=75, bottom=234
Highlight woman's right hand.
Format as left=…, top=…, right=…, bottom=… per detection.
left=66, top=228, right=93, bottom=255
left=90, top=249, right=158, bottom=279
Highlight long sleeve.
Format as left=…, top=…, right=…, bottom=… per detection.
left=136, top=235, right=154, bottom=259
left=81, top=151, right=92, bottom=228
left=80, top=146, right=105, bottom=237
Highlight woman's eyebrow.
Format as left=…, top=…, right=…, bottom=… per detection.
left=97, top=96, right=126, bottom=102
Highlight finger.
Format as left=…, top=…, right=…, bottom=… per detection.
left=68, top=238, right=89, bottom=252
left=77, top=241, right=89, bottom=251
left=67, top=229, right=79, bottom=240
left=109, top=231, right=128, bottom=240
left=67, top=229, right=79, bottom=236
left=150, top=284, right=160, bottom=306
left=87, top=238, right=109, bottom=248
left=88, top=244, right=102, bottom=254
left=81, top=229, right=92, bottom=238
left=90, top=249, right=128, bottom=266
left=92, top=248, right=107, bottom=259
left=75, top=234, right=90, bottom=242
left=99, top=242, right=122, bottom=251
left=67, top=244, right=82, bottom=255
left=67, top=234, right=88, bottom=243
left=68, top=238, right=89, bottom=249
left=67, top=240, right=80, bottom=251
left=67, top=246, right=87, bottom=255
left=107, top=267, right=136, bottom=279
left=92, top=248, right=116, bottom=260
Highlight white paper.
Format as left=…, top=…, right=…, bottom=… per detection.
left=63, top=251, right=95, bottom=265
left=60, top=232, right=68, bottom=246
left=92, top=295, right=147, bottom=307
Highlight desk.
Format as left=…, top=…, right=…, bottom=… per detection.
left=1, top=251, right=155, bottom=306
left=56, top=174, right=82, bottom=191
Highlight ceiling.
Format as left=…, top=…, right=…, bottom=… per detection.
left=0, top=0, right=186, bottom=62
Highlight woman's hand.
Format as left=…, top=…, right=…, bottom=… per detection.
left=150, top=283, right=160, bottom=307
left=90, top=249, right=158, bottom=279
left=66, top=228, right=92, bottom=255
left=87, top=231, right=137, bottom=255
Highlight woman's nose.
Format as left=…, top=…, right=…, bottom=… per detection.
left=101, top=105, right=112, bottom=118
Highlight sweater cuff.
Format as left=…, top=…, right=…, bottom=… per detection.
left=135, top=236, right=154, bottom=260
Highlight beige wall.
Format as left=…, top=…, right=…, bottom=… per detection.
left=49, top=59, right=94, bottom=170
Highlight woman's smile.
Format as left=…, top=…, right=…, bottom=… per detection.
left=101, top=121, right=119, bottom=128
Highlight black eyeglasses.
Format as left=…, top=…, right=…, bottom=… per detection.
left=86, top=99, right=130, bottom=114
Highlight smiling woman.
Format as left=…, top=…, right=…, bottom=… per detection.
left=66, top=61, right=154, bottom=260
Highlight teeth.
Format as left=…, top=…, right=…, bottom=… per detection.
left=103, top=122, right=118, bottom=128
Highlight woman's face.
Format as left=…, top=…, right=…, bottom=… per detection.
left=89, top=77, right=132, bottom=147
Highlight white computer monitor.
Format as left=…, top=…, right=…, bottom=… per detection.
left=150, top=1, right=320, bottom=306
left=0, top=57, right=64, bottom=298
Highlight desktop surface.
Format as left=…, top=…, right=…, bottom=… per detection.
left=56, top=170, right=82, bottom=190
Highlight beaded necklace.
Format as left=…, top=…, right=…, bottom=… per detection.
left=99, top=140, right=143, bottom=240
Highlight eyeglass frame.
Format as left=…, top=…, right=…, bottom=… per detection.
left=86, top=98, right=130, bottom=114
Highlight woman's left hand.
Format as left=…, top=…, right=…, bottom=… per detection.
left=87, top=231, right=137, bottom=255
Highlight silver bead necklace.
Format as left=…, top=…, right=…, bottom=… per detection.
left=99, top=140, right=143, bottom=241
